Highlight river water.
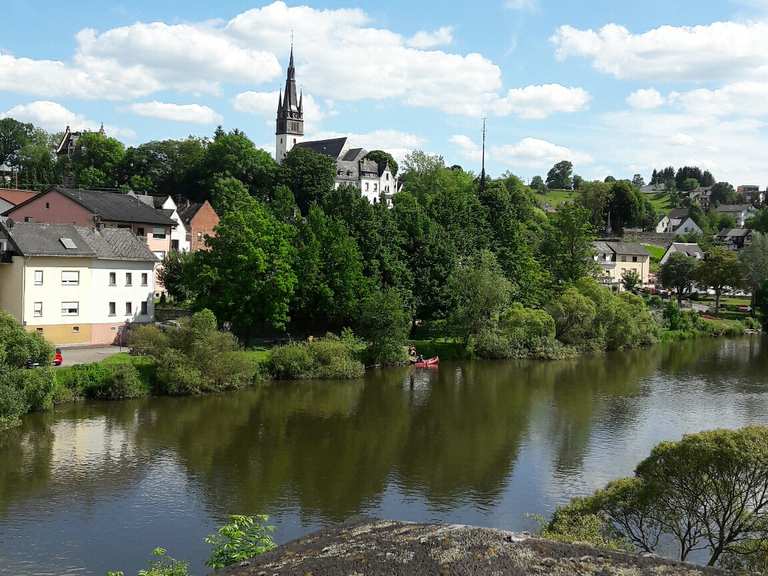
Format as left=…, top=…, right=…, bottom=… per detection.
left=1, top=337, right=767, bottom=575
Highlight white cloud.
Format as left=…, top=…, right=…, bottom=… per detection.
left=450, top=134, right=482, bottom=161
left=406, top=26, right=454, bottom=49
left=505, top=0, right=538, bottom=11
left=493, top=84, right=590, bottom=119
left=668, top=132, right=696, bottom=146
left=668, top=81, right=768, bottom=117
left=3, top=100, right=135, bottom=139
left=232, top=90, right=329, bottom=132
left=128, top=101, right=223, bottom=124
left=626, top=88, right=665, bottom=110
left=492, top=137, right=593, bottom=167
left=551, top=21, right=768, bottom=81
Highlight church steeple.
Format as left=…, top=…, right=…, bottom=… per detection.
left=275, top=41, right=304, bottom=163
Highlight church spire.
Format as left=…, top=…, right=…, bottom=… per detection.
left=275, top=39, right=304, bottom=163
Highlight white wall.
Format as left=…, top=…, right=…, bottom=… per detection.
left=360, top=176, right=380, bottom=203
left=91, top=261, right=155, bottom=324
left=161, top=197, right=190, bottom=253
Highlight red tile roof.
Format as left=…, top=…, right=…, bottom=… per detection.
left=0, top=189, right=39, bottom=206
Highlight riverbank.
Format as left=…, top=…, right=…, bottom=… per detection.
left=218, top=519, right=723, bottom=575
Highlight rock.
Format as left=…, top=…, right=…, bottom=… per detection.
left=215, top=518, right=727, bottom=576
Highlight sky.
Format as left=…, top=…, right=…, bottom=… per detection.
left=3, top=0, right=768, bottom=185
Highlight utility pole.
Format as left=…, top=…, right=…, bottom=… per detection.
left=480, top=117, right=487, bottom=193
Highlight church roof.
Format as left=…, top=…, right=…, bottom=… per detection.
left=341, top=148, right=365, bottom=162
left=294, top=137, right=348, bottom=159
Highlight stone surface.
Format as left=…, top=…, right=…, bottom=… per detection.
left=217, top=518, right=727, bottom=576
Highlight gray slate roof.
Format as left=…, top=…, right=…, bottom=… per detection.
left=667, top=242, right=704, bottom=259
left=294, top=137, right=348, bottom=159
left=715, top=204, right=752, bottom=213
left=608, top=242, right=649, bottom=256
left=178, top=202, right=202, bottom=224
left=0, top=220, right=156, bottom=261
left=55, top=187, right=175, bottom=226
left=668, top=208, right=689, bottom=219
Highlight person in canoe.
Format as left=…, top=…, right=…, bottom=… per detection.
left=408, top=346, right=422, bottom=364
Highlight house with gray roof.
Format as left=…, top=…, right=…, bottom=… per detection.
left=713, top=204, right=756, bottom=228
left=0, top=219, right=157, bottom=346
left=716, top=228, right=753, bottom=251
left=660, top=242, right=705, bottom=265
left=655, top=209, right=703, bottom=236
left=592, top=240, right=651, bottom=291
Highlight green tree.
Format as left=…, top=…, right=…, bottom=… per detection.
left=447, top=250, right=511, bottom=345
left=697, top=247, right=742, bottom=313
left=547, top=287, right=596, bottom=345
left=607, top=180, right=640, bottom=234
left=631, top=174, right=645, bottom=188
left=739, top=232, right=768, bottom=314
left=158, top=251, right=196, bottom=303
left=659, top=252, right=700, bottom=307
left=357, top=288, right=411, bottom=365
left=0, top=117, right=34, bottom=167
left=621, top=269, right=642, bottom=293
left=709, top=181, right=736, bottom=206
left=120, top=138, right=207, bottom=199
left=201, top=128, right=277, bottom=200
left=680, top=177, right=699, bottom=192
left=530, top=175, right=546, bottom=192
left=542, top=203, right=597, bottom=285
left=279, top=146, right=336, bottom=214
left=577, top=180, right=612, bottom=229
left=209, top=176, right=256, bottom=215
left=292, top=206, right=370, bottom=331
left=16, top=128, right=58, bottom=190
left=545, top=160, right=573, bottom=190
left=194, top=201, right=297, bottom=338
left=748, top=208, right=768, bottom=233
left=572, top=174, right=584, bottom=190
left=70, top=131, right=125, bottom=188
left=364, top=150, right=398, bottom=176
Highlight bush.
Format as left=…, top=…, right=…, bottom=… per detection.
left=205, top=515, right=276, bottom=569
left=16, top=367, right=56, bottom=411
left=0, top=379, right=25, bottom=430
left=357, top=288, right=411, bottom=366
left=548, top=287, right=597, bottom=346
left=55, top=363, right=112, bottom=398
left=742, top=316, right=761, bottom=331
left=128, top=324, right=170, bottom=358
left=87, top=364, right=148, bottom=400
left=268, top=333, right=365, bottom=379
left=0, top=310, right=53, bottom=367
left=156, top=349, right=204, bottom=396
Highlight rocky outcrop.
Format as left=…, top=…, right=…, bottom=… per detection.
left=217, top=518, right=727, bottom=575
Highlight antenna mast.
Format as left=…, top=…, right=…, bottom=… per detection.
left=480, top=117, right=487, bottom=192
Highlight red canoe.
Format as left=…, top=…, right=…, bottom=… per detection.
left=413, top=356, right=439, bottom=368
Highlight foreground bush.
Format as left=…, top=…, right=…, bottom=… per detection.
left=129, top=309, right=259, bottom=395
left=356, top=288, right=411, bottom=366
left=545, top=426, right=768, bottom=568
left=268, top=332, right=365, bottom=379
left=0, top=367, right=56, bottom=429
left=55, top=362, right=150, bottom=401
left=205, top=514, right=276, bottom=569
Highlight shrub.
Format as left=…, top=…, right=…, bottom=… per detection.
left=606, top=293, right=658, bottom=350
left=0, top=310, right=53, bottom=367
left=742, top=316, right=761, bottom=331
left=128, top=325, right=170, bottom=358
left=55, top=363, right=112, bottom=398
left=205, top=515, right=276, bottom=569
left=155, top=349, right=204, bottom=396
left=0, top=379, right=25, bottom=430
left=205, top=351, right=258, bottom=391
left=16, top=367, right=56, bottom=411
left=268, top=333, right=365, bottom=380
left=108, top=547, right=189, bottom=576
left=548, top=287, right=597, bottom=346
left=87, top=364, right=148, bottom=400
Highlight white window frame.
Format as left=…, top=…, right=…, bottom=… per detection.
left=34, top=270, right=43, bottom=286
left=109, top=272, right=116, bottom=286
left=61, top=301, right=79, bottom=317
left=61, top=270, right=80, bottom=286
left=152, top=226, right=167, bottom=239
left=33, top=302, right=43, bottom=317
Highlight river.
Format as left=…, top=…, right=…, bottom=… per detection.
left=1, top=337, right=767, bottom=575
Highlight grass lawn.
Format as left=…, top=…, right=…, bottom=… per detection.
left=642, top=243, right=667, bottom=272
left=534, top=189, right=574, bottom=208
left=242, top=348, right=271, bottom=363
left=647, top=192, right=674, bottom=213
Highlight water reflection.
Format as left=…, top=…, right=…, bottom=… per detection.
left=1, top=337, right=767, bottom=575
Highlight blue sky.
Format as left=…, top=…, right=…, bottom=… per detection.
left=3, top=0, right=768, bottom=184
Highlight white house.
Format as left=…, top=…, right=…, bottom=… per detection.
left=592, top=241, right=651, bottom=291
left=659, top=242, right=705, bottom=266
left=0, top=219, right=157, bottom=346
left=714, top=204, right=756, bottom=228
left=655, top=209, right=703, bottom=235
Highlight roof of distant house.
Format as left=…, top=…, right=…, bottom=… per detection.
left=715, top=204, right=753, bottom=213
left=47, top=187, right=176, bottom=225
left=593, top=240, right=649, bottom=257
left=294, top=137, right=348, bottom=159
left=178, top=202, right=204, bottom=224
left=0, top=220, right=156, bottom=261
left=666, top=242, right=704, bottom=259
left=668, top=208, right=689, bottom=219
left=0, top=189, right=39, bottom=206
left=718, top=228, right=752, bottom=238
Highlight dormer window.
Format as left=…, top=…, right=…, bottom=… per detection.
left=60, top=237, right=77, bottom=250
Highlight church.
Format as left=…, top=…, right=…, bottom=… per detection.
left=275, top=47, right=397, bottom=204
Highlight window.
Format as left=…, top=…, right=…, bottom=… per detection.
left=140, top=301, right=148, bottom=315
left=153, top=251, right=165, bottom=260
left=34, top=270, right=43, bottom=286
left=137, top=227, right=145, bottom=237
left=61, top=302, right=79, bottom=316
left=152, top=227, right=167, bottom=239
left=35, top=327, right=43, bottom=334
left=60, top=237, right=77, bottom=250
left=61, top=271, right=79, bottom=286
left=125, top=302, right=133, bottom=316
left=141, top=273, right=148, bottom=287
left=108, top=302, right=116, bottom=316
left=374, top=183, right=378, bottom=192
left=72, top=326, right=79, bottom=333
left=365, top=182, right=369, bottom=191
left=33, top=302, right=42, bottom=317
left=632, top=256, right=638, bottom=263
left=45, top=202, right=50, bottom=209
left=171, top=239, right=179, bottom=251
left=386, top=173, right=389, bottom=181
left=109, top=272, right=116, bottom=286
left=125, top=273, right=132, bottom=287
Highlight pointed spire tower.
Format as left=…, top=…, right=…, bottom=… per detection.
left=275, top=39, right=304, bottom=163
